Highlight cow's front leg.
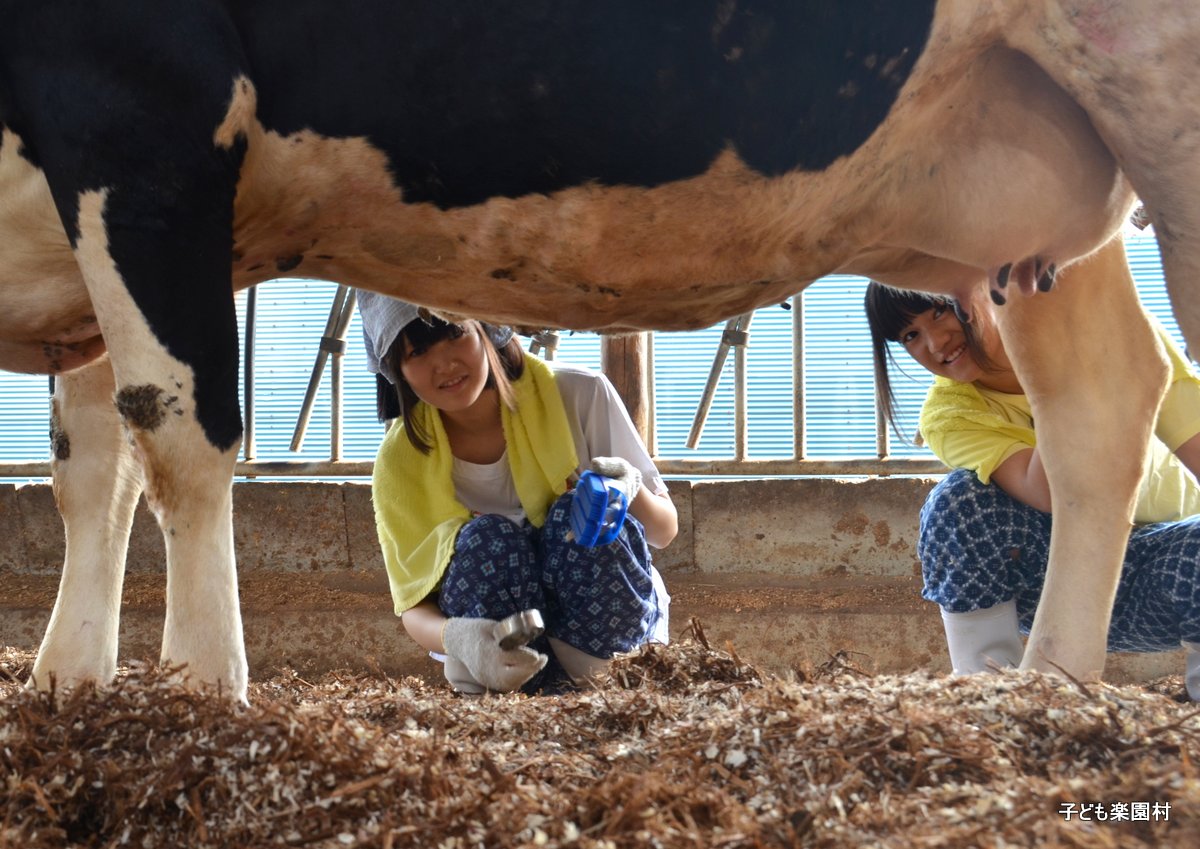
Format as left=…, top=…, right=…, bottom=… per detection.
left=994, top=237, right=1168, bottom=681
left=31, top=356, right=142, bottom=691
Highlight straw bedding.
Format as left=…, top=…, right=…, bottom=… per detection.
left=2, top=622, right=1196, bottom=848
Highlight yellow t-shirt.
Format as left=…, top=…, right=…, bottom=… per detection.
left=919, top=326, right=1200, bottom=524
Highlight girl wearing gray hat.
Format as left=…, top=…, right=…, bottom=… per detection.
left=359, top=292, right=677, bottom=694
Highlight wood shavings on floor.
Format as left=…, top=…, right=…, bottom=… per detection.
left=1, top=624, right=1196, bottom=848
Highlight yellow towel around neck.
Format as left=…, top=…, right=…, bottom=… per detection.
left=372, top=353, right=579, bottom=614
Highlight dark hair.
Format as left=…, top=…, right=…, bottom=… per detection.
left=864, top=282, right=995, bottom=442
left=377, top=316, right=525, bottom=453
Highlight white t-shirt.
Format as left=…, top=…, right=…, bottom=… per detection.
left=451, top=360, right=667, bottom=522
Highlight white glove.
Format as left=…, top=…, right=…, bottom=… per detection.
left=442, top=617, right=547, bottom=693
left=590, top=456, right=642, bottom=504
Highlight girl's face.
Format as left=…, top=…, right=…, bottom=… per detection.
left=399, top=324, right=491, bottom=414
left=897, top=303, right=987, bottom=383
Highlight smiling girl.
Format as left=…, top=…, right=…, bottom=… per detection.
left=866, top=279, right=1200, bottom=699
left=358, top=292, right=676, bottom=695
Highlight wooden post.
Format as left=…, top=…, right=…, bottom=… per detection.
left=600, top=333, right=649, bottom=444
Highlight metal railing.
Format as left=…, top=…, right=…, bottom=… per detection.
left=653, top=299, right=943, bottom=477
left=0, top=286, right=946, bottom=480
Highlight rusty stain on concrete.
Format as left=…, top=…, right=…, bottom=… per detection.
left=834, top=512, right=870, bottom=536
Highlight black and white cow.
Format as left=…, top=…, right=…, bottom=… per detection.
left=2, top=1, right=1196, bottom=702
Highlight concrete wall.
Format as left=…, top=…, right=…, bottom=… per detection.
left=0, top=478, right=1182, bottom=684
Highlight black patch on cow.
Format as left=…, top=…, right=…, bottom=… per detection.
left=49, top=415, right=70, bottom=461
left=115, top=385, right=170, bottom=432
left=1038, top=263, right=1057, bottom=292
left=228, top=0, right=936, bottom=209
left=275, top=254, right=303, bottom=272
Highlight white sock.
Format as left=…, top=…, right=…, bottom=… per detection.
left=549, top=637, right=610, bottom=686
left=1184, top=642, right=1200, bottom=701
left=443, top=656, right=486, bottom=695
left=941, top=600, right=1024, bottom=675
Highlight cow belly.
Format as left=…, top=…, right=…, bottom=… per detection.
left=844, top=46, right=1133, bottom=293
left=0, top=278, right=105, bottom=374
left=229, top=46, right=1131, bottom=333
left=0, top=127, right=106, bottom=373
left=0, top=257, right=104, bottom=375
left=0, top=338, right=106, bottom=376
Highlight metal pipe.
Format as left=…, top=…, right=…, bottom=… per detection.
left=0, top=456, right=949, bottom=481
left=734, top=322, right=749, bottom=461
left=686, top=312, right=753, bottom=450
left=792, top=296, right=805, bottom=461
left=331, top=345, right=343, bottom=462
left=529, top=330, right=562, bottom=360
left=290, top=285, right=351, bottom=453
left=243, top=286, right=257, bottom=463
left=656, top=456, right=946, bottom=477
left=329, top=289, right=357, bottom=462
left=875, top=388, right=890, bottom=461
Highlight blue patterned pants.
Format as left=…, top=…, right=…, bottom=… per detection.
left=919, top=469, right=1200, bottom=652
left=438, top=492, right=662, bottom=692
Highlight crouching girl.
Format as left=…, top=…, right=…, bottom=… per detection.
left=865, top=279, right=1200, bottom=698
left=359, top=293, right=676, bottom=694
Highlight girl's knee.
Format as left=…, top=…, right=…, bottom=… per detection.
left=918, top=472, right=1045, bottom=615
left=541, top=492, right=576, bottom=541
left=442, top=514, right=541, bottom=618
left=457, top=513, right=528, bottom=547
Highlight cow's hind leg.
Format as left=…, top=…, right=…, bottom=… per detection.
left=1012, top=2, right=1200, bottom=353
left=68, top=186, right=249, bottom=702
left=994, top=237, right=1168, bottom=680
left=31, top=356, right=142, bottom=690
left=12, top=8, right=254, bottom=700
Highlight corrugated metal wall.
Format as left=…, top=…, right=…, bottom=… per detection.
left=0, top=228, right=1182, bottom=470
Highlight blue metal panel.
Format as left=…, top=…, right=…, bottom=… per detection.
left=0, top=374, right=51, bottom=463
left=234, top=280, right=380, bottom=462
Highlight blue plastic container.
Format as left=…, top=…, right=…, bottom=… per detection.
left=568, top=470, right=629, bottom=546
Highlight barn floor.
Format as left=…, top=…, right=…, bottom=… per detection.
left=1, top=623, right=1197, bottom=848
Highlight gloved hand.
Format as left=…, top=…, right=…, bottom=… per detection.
left=441, top=617, right=547, bottom=692
left=590, top=456, right=642, bottom=504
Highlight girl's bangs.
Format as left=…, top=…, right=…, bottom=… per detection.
left=400, top=316, right=466, bottom=352
left=868, top=286, right=952, bottom=341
